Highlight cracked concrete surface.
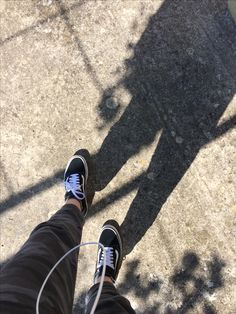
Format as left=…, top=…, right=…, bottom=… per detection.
left=0, top=0, right=236, bottom=313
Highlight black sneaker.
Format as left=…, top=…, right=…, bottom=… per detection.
left=94, top=220, right=123, bottom=283
left=64, top=154, right=88, bottom=216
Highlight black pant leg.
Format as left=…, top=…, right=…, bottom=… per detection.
left=0, top=204, right=84, bottom=314
left=86, top=282, right=136, bottom=314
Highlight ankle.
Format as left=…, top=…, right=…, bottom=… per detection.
left=95, top=276, right=113, bottom=285
left=65, top=198, right=81, bottom=211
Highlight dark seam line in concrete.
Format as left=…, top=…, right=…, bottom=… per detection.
left=0, top=1, right=85, bottom=46
left=56, top=0, right=104, bottom=94
left=1, top=0, right=104, bottom=95
left=0, top=12, right=59, bottom=45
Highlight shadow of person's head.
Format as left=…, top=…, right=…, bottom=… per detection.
left=98, top=0, right=235, bottom=132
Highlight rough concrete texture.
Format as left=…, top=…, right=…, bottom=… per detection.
left=229, top=0, right=236, bottom=22
left=0, top=0, right=236, bottom=313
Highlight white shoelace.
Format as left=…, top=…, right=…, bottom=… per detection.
left=97, top=247, right=115, bottom=269
left=36, top=242, right=106, bottom=314
left=65, top=173, right=85, bottom=200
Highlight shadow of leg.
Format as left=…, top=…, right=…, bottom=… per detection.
left=94, top=95, right=162, bottom=191
left=121, top=131, right=200, bottom=255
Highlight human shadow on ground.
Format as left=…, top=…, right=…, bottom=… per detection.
left=73, top=252, right=225, bottom=314
left=1, top=1, right=235, bottom=223
left=93, top=0, right=236, bottom=255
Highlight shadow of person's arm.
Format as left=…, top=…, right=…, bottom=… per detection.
left=209, top=114, right=236, bottom=143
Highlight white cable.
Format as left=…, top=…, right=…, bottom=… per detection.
left=36, top=242, right=106, bottom=314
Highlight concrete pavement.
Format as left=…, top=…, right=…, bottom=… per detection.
left=1, top=0, right=236, bottom=313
